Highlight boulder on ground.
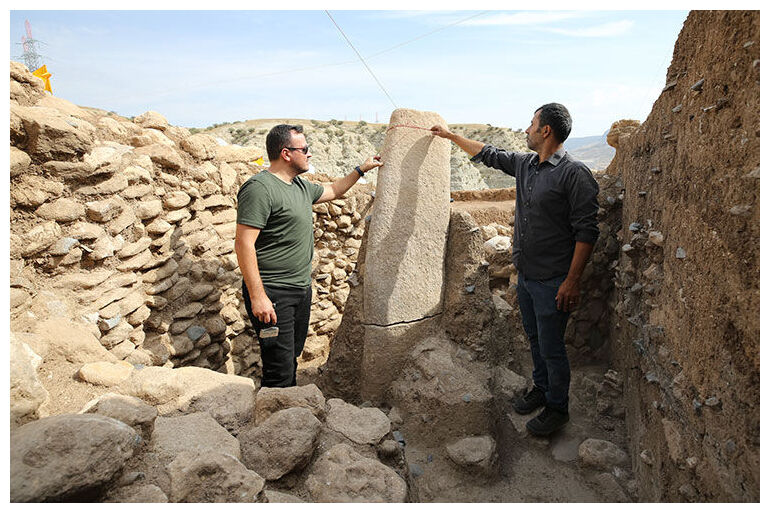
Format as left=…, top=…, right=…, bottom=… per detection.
left=326, top=398, right=390, bottom=445
left=446, top=435, right=497, bottom=472
left=10, top=414, right=140, bottom=502
left=238, top=407, right=321, bottom=480
left=265, top=490, right=305, bottom=503
left=118, top=366, right=255, bottom=432
left=167, top=450, right=266, bottom=503
left=493, top=366, right=528, bottom=400
left=29, top=317, right=117, bottom=364
left=253, top=384, right=326, bottom=424
left=79, top=393, right=158, bottom=440
left=150, top=412, right=240, bottom=464
left=77, top=360, right=135, bottom=387
left=578, top=438, right=629, bottom=469
left=305, top=443, right=408, bottom=502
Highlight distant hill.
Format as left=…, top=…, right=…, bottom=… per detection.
left=198, top=119, right=528, bottom=191
left=198, top=118, right=613, bottom=187
left=564, top=130, right=615, bottom=171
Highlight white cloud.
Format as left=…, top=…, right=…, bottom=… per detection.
left=548, top=20, right=634, bottom=38
left=463, top=11, right=580, bottom=26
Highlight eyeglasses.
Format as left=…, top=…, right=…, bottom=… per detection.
left=284, top=146, right=310, bottom=154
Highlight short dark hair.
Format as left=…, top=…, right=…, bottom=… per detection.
left=535, top=103, right=572, bottom=143
left=266, top=124, right=304, bottom=161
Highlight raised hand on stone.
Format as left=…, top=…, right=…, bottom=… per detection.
left=429, top=125, right=452, bottom=138
left=360, top=155, right=383, bottom=173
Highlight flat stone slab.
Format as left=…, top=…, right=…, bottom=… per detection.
left=151, top=412, right=240, bottom=463
left=326, top=398, right=391, bottom=445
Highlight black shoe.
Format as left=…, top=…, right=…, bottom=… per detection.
left=526, top=406, right=569, bottom=437
left=513, top=387, right=547, bottom=414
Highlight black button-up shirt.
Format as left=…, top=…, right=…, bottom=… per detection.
left=471, top=145, right=599, bottom=280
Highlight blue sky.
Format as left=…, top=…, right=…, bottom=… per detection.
left=9, top=9, right=688, bottom=137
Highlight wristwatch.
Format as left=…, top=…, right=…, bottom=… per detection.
left=355, top=165, right=365, bottom=177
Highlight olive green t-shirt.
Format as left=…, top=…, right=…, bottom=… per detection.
left=236, top=171, right=325, bottom=289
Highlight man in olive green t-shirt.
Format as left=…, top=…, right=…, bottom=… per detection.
left=234, top=124, right=382, bottom=387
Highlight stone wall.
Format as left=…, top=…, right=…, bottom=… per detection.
left=9, top=61, right=375, bottom=384
left=608, top=11, right=759, bottom=501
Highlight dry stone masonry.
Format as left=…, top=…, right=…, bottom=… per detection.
left=7, top=9, right=760, bottom=502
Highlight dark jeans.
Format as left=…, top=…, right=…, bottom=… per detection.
left=242, top=281, right=312, bottom=388
left=516, top=273, right=571, bottom=413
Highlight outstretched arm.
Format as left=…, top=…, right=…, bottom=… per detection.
left=316, top=156, right=383, bottom=203
left=430, top=125, right=485, bottom=156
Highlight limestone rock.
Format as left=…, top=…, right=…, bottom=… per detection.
left=82, top=143, right=132, bottom=171
left=151, top=412, right=240, bottom=464
left=86, top=198, right=123, bottom=222
left=364, top=108, right=451, bottom=326
left=578, top=438, right=629, bottom=469
left=77, top=174, right=129, bottom=195
left=10, top=333, right=49, bottom=426
left=167, top=450, right=266, bottom=503
left=104, top=484, right=168, bottom=503
left=68, top=221, right=106, bottom=240
left=134, top=110, right=169, bottom=131
left=446, top=435, right=497, bottom=471
left=238, top=407, right=321, bottom=480
left=389, top=336, right=493, bottom=443
left=135, top=143, right=183, bottom=170
left=119, top=366, right=255, bottom=432
left=10, top=414, right=139, bottom=502
left=77, top=360, right=135, bottom=387
left=326, top=398, right=391, bottom=445
left=29, top=317, right=117, bottom=364
left=79, top=393, right=158, bottom=440
left=163, top=190, right=191, bottom=209
left=21, top=220, right=61, bottom=256
left=253, top=384, right=327, bottom=424
left=305, top=443, right=408, bottom=502
left=606, top=119, right=641, bottom=149
left=10, top=146, right=32, bottom=177
left=180, top=133, right=218, bottom=160
left=493, top=366, right=528, bottom=400
left=136, top=199, right=164, bottom=220
left=216, top=145, right=262, bottom=163
left=10, top=104, right=94, bottom=160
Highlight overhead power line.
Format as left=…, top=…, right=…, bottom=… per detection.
left=110, top=11, right=489, bottom=106
left=324, top=10, right=398, bottom=109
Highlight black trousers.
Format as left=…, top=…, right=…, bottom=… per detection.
left=242, top=281, right=312, bottom=388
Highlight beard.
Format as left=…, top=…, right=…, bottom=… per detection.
left=291, top=160, right=310, bottom=174
left=526, top=137, right=536, bottom=151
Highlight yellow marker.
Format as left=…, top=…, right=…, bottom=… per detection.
left=32, top=64, right=52, bottom=93
left=250, top=157, right=264, bottom=166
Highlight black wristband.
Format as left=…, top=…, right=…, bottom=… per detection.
left=355, top=165, right=365, bottom=177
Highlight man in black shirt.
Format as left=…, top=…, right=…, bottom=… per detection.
left=431, top=103, right=599, bottom=436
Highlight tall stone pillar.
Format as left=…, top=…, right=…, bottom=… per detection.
left=361, top=108, right=451, bottom=401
